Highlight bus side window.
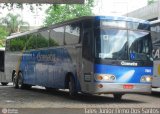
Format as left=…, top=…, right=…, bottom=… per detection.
left=37, top=30, right=49, bottom=48
left=49, top=27, right=64, bottom=47
left=6, top=40, right=10, bottom=51
left=26, top=33, right=37, bottom=50
left=10, top=36, right=27, bottom=51
left=65, top=23, right=80, bottom=45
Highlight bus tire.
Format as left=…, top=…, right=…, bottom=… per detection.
left=18, top=72, right=32, bottom=89
left=17, top=72, right=25, bottom=89
left=13, top=73, right=18, bottom=89
left=113, top=94, right=123, bottom=100
left=24, top=84, right=32, bottom=89
left=45, top=87, right=58, bottom=92
left=1, top=82, right=8, bottom=86
left=69, top=76, right=77, bottom=97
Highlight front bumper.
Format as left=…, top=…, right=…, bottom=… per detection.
left=89, top=83, right=151, bottom=94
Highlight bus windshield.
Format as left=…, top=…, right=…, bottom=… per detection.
left=95, top=29, right=128, bottom=60
left=95, top=28, right=152, bottom=61
left=129, top=31, right=151, bottom=61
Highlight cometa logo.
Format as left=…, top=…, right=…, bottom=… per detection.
left=121, top=61, right=138, bottom=66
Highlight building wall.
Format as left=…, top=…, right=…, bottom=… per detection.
left=125, top=0, right=160, bottom=20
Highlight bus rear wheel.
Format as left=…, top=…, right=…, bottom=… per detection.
left=13, top=74, right=18, bottom=89
left=17, top=72, right=24, bottom=89
left=69, top=76, right=77, bottom=97
left=17, top=72, right=31, bottom=89
left=1, top=82, right=8, bottom=86
left=113, top=94, right=123, bottom=100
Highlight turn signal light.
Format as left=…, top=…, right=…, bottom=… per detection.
left=95, top=74, right=116, bottom=82
left=97, top=75, right=103, bottom=80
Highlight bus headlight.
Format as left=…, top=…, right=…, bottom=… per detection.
left=141, top=76, right=152, bottom=82
left=95, top=74, right=116, bottom=82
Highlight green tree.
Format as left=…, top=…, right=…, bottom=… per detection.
left=148, top=0, right=158, bottom=5
left=44, top=0, right=94, bottom=26
left=0, top=13, right=30, bottom=35
left=0, top=3, right=43, bottom=13
left=0, top=25, right=8, bottom=47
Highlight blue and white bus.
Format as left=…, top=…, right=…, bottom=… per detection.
left=5, top=16, right=153, bottom=100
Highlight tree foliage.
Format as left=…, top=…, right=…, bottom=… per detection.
left=9, top=33, right=54, bottom=51
left=0, top=25, right=8, bottom=47
left=148, top=0, right=158, bottom=5
left=0, top=3, right=43, bottom=13
left=0, top=13, right=30, bottom=35
left=44, top=0, right=94, bottom=26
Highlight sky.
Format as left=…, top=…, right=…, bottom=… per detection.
left=0, top=0, right=148, bottom=27
left=0, top=4, right=49, bottom=27
left=93, top=0, right=147, bottom=15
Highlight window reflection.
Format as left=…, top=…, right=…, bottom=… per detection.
left=50, top=27, right=64, bottom=46
left=96, top=29, right=128, bottom=59
left=129, top=31, right=151, bottom=60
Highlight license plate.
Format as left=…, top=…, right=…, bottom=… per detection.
left=123, top=84, right=134, bottom=89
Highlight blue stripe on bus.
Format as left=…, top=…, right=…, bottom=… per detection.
left=94, top=64, right=153, bottom=83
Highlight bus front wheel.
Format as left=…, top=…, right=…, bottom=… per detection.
left=113, top=94, right=123, bottom=100
left=13, top=73, right=18, bottom=89
left=69, top=76, right=77, bottom=97
left=1, top=82, right=8, bottom=86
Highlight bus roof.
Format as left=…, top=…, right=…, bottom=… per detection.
left=7, top=15, right=149, bottom=40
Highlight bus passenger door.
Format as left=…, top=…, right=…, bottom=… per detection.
left=81, top=20, right=94, bottom=93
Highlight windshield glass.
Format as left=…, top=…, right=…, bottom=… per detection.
left=129, top=31, right=152, bottom=61
left=95, top=28, right=152, bottom=61
left=100, top=20, right=150, bottom=31
left=95, top=29, right=128, bottom=60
